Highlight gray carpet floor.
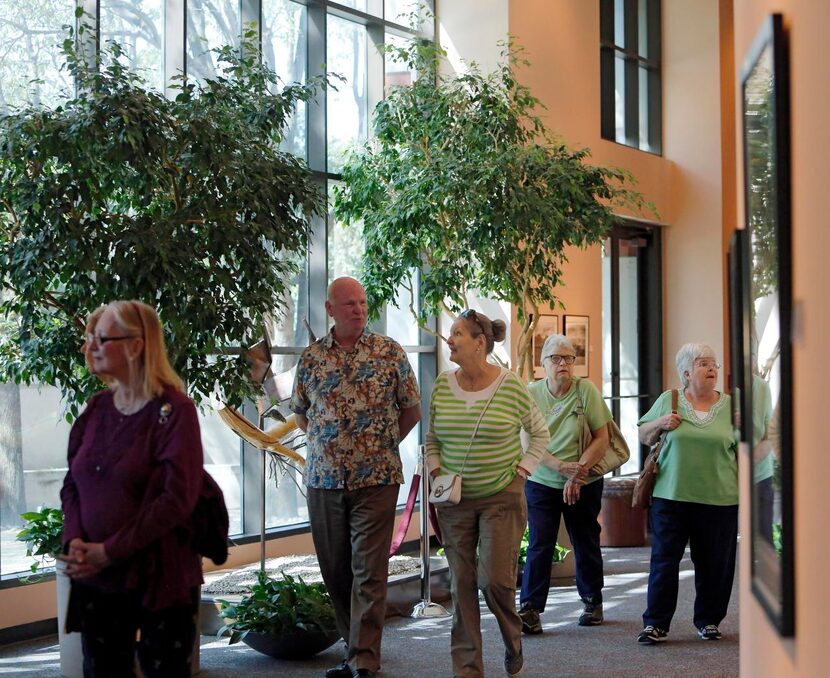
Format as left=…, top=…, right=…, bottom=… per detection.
left=0, top=546, right=738, bottom=677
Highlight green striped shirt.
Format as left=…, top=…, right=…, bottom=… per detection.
left=426, top=368, right=549, bottom=499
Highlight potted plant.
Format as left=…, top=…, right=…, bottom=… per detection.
left=217, top=570, right=340, bottom=659
left=516, top=526, right=571, bottom=586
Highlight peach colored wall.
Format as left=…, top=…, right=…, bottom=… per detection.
left=733, top=2, right=830, bottom=676
left=509, top=1, right=727, bottom=388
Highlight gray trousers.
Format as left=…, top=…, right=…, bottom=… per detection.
left=307, top=484, right=398, bottom=673
left=437, top=475, right=527, bottom=678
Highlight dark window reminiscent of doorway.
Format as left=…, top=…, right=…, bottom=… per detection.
left=600, top=0, right=662, bottom=154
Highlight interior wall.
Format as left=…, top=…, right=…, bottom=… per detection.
left=733, top=2, right=830, bottom=676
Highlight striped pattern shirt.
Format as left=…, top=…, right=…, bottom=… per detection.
left=426, top=368, right=549, bottom=499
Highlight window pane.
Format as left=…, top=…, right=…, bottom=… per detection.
left=638, top=66, right=650, bottom=151
left=327, top=15, right=368, bottom=174
left=199, top=407, right=243, bottom=535
left=0, top=383, right=70, bottom=576
left=613, top=0, right=625, bottom=46
left=387, top=276, right=420, bottom=346
left=397, top=353, right=420, bottom=505
left=638, top=0, right=649, bottom=57
left=263, top=0, right=308, bottom=159
left=614, top=55, right=626, bottom=143
left=334, top=0, right=368, bottom=12
left=327, top=182, right=365, bottom=284
left=186, top=0, right=240, bottom=83
left=268, top=250, right=310, bottom=351
left=100, top=0, right=164, bottom=92
left=385, top=33, right=416, bottom=92
left=0, top=0, right=75, bottom=113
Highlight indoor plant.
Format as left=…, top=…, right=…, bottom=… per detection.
left=333, top=39, right=652, bottom=380
left=15, top=506, right=64, bottom=579
left=217, top=570, right=339, bottom=659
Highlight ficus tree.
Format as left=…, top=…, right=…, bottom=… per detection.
left=333, top=40, right=652, bottom=381
left=0, top=16, right=327, bottom=419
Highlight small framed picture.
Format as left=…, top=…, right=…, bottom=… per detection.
left=532, top=314, right=559, bottom=379
left=564, top=315, right=589, bottom=377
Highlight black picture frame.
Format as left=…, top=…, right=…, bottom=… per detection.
left=740, top=12, right=794, bottom=637
left=726, top=229, right=750, bottom=441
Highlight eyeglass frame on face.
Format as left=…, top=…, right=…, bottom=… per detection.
left=543, top=354, right=576, bottom=366
left=694, top=359, right=721, bottom=370
left=83, top=333, right=140, bottom=347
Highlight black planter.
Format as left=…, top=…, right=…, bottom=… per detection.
left=241, top=628, right=341, bottom=659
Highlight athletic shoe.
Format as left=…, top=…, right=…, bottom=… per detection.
left=578, top=599, right=604, bottom=626
left=518, top=604, right=542, bottom=635
left=698, top=624, right=722, bottom=640
left=637, top=625, right=668, bottom=644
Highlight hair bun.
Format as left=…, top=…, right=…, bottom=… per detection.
left=491, top=319, right=507, bottom=343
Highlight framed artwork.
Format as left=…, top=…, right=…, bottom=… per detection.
left=531, top=314, right=559, bottom=379
left=740, top=13, right=794, bottom=636
left=727, top=228, right=751, bottom=440
left=563, top=315, right=589, bottom=377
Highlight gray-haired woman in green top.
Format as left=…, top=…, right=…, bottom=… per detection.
left=636, top=342, right=738, bottom=645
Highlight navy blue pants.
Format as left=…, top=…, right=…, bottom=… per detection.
left=643, top=497, right=738, bottom=631
left=520, top=478, right=604, bottom=612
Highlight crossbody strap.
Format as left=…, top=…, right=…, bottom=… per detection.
left=458, top=371, right=509, bottom=475
left=655, top=389, right=680, bottom=460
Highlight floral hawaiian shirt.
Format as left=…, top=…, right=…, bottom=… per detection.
left=290, top=329, right=421, bottom=490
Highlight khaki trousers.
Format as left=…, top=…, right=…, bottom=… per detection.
left=307, top=484, right=398, bottom=673
left=437, top=476, right=527, bottom=678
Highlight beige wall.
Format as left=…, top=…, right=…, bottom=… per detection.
left=733, top=2, right=830, bottom=676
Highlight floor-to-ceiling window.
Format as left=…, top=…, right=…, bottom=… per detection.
left=0, top=0, right=435, bottom=579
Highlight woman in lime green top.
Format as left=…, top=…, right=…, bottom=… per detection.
left=518, top=334, right=613, bottom=635
left=636, top=343, right=738, bottom=646
left=426, top=309, right=549, bottom=678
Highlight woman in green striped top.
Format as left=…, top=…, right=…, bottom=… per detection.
left=426, top=309, right=549, bottom=678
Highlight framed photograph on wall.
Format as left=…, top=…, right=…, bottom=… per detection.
left=741, top=12, right=794, bottom=637
left=531, top=314, right=559, bottom=379
left=563, top=315, right=589, bottom=377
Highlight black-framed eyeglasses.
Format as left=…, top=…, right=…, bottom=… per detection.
left=544, top=354, right=576, bottom=365
left=84, top=333, right=139, bottom=346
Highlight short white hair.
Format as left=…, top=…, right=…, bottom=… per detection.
left=675, top=343, right=717, bottom=387
left=540, top=334, right=575, bottom=360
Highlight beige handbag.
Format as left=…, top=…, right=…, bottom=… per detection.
left=631, top=389, right=679, bottom=508
left=574, top=378, right=631, bottom=476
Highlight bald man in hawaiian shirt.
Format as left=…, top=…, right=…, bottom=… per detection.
left=290, top=277, right=421, bottom=678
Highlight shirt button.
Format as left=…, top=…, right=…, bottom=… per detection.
left=95, top=465, right=101, bottom=472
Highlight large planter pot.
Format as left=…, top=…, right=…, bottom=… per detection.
left=241, top=628, right=341, bottom=659
left=55, top=560, right=84, bottom=678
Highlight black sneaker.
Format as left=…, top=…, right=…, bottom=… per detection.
left=637, top=625, right=668, bottom=644
left=518, top=604, right=543, bottom=634
left=578, top=599, right=604, bottom=626
left=697, top=624, right=722, bottom=640
left=325, top=662, right=352, bottom=678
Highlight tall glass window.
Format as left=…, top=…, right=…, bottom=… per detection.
left=326, top=15, right=368, bottom=174
left=600, top=0, right=661, bottom=154
left=0, top=0, right=437, bottom=578
left=100, top=0, right=164, bottom=92
left=0, top=0, right=75, bottom=113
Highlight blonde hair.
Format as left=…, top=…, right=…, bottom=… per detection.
left=95, top=300, right=185, bottom=398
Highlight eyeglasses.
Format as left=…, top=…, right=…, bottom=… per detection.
left=459, top=309, right=483, bottom=331
left=83, top=333, right=139, bottom=346
left=694, top=359, right=721, bottom=370
left=544, top=354, right=576, bottom=365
